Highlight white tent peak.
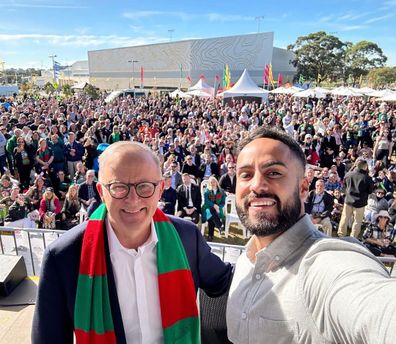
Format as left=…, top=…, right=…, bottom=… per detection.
left=188, top=78, right=214, bottom=95
left=228, top=69, right=268, bottom=93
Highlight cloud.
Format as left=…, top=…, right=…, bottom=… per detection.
left=0, top=33, right=168, bottom=47
left=123, top=10, right=192, bottom=21
left=319, top=15, right=334, bottom=23
left=206, top=13, right=253, bottom=22
left=364, top=13, right=395, bottom=24
left=336, top=24, right=368, bottom=31
left=0, top=2, right=87, bottom=9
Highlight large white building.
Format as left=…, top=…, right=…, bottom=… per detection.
left=88, top=32, right=296, bottom=90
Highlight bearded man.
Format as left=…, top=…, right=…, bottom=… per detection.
left=226, top=127, right=396, bottom=344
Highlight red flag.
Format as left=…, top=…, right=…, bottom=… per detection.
left=277, top=73, right=283, bottom=87
left=264, top=64, right=269, bottom=84
left=199, top=74, right=206, bottom=80
left=140, top=66, right=144, bottom=88
left=187, top=75, right=191, bottom=83
left=215, top=74, right=219, bottom=81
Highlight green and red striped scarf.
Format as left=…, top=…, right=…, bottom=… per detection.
left=74, top=203, right=200, bottom=343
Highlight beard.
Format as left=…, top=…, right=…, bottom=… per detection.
left=236, top=186, right=302, bottom=237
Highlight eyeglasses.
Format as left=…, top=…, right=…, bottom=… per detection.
left=103, top=181, right=161, bottom=199
left=228, top=166, right=235, bottom=169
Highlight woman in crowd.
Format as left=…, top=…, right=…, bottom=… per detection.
left=74, top=162, right=87, bottom=185
left=61, top=184, right=81, bottom=230
left=363, top=210, right=396, bottom=257
left=202, top=175, right=226, bottom=241
left=39, top=187, right=61, bottom=229
left=36, top=138, right=54, bottom=179
left=25, top=175, right=47, bottom=210
left=13, top=137, right=35, bottom=190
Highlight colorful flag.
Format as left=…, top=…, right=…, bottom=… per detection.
left=269, top=63, right=274, bottom=86
left=222, top=64, right=231, bottom=89
left=214, top=74, right=220, bottom=96
left=187, top=74, right=192, bottom=84
left=277, top=73, right=283, bottom=87
left=299, top=74, right=305, bottom=84
left=53, top=61, right=61, bottom=82
left=200, top=74, right=206, bottom=80
left=264, top=64, right=269, bottom=85
left=140, top=66, right=144, bottom=88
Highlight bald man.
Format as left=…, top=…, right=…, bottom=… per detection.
left=32, top=142, right=232, bottom=344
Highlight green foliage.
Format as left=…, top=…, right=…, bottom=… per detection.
left=288, top=32, right=388, bottom=86
left=345, top=41, right=387, bottom=84
left=44, top=82, right=55, bottom=95
left=62, top=84, right=74, bottom=98
left=367, top=67, right=396, bottom=87
left=287, top=31, right=345, bottom=85
left=84, top=84, right=100, bottom=99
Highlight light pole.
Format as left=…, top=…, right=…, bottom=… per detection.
left=128, top=59, right=138, bottom=89
left=255, top=16, right=264, bottom=33
left=49, top=54, right=57, bottom=82
left=168, top=29, right=174, bottom=42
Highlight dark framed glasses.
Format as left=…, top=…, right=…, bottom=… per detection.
left=103, top=181, right=161, bottom=199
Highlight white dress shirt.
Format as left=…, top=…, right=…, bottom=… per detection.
left=106, top=218, right=163, bottom=344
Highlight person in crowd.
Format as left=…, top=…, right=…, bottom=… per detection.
left=78, top=169, right=101, bottom=218
left=325, top=172, right=342, bottom=194
left=0, top=124, right=7, bottom=173
left=73, top=161, right=87, bottom=185
left=53, top=170, right=71, bottom=200
left=169, top=161, right=183, bottom=190
left=47, top=133, right=65, bottom=174
left=202, top=176, right=226, bottom=241
left=159, top=172, right=177, bottom=215
left=109, top=125, right=121, bottom=144
left=6, top=128, right=23, bottom=174
left=305, top=179, right=334, bottom=236
left=25, top=175, right=47, bottom=210
left=227, top=126, right=396, bottom=344
left=60, top=184, right=81, bottom=230
left=32, top=141, right=232, bottom=343
left=13, top=137, right=35, bottom=190
left=39, top=187, right=61, bottom=229
left=199, top=154, right=220, bottom=180
left=176, top=173, right=201, bottom=224
left=363, top=210, right=396, bottom=257
left=364, top=187, right=389, bottom=223
left=181, top=155, right=200, bottom=179
left=5, top=193, right=36, bottom=230
left=337, top=159, right=375, bottom=237
left=36, top=138, right=54, bottom=179
left=219, top=162, right=236, bottom=195
left=64, top=132, right=85, bottom=179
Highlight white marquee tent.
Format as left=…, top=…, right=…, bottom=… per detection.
left=169, top=89, right=191, bottom=98
left=270, top=86, right=303, bottom=94
left=222, top=69, right=269, bottom=101
left=188, top=78, right=214, bottom=96
left=293, top=87, right=330, bottom=98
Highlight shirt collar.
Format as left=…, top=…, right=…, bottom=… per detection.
left=245, top=214, right=324, bottom=268
left=106, top=217, right=158, bottom=256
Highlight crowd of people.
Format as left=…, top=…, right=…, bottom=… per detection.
left=0, top=90, right=396, bottom=255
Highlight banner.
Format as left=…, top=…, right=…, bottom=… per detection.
left=140, top=66, right=144, bottom=88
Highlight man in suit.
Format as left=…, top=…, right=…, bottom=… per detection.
left=304, top=179, right=334, bottom=236
left=159, top=172, right=177, bottom=215
left=219, top=163, right=236, bottom=195
left=169, top=161, right=183, bottom=190
left=77, top=169, right=101, bottom=218
left=32, top=142, right=232, bottom=343
left=176, top=173, right=201, bottom=224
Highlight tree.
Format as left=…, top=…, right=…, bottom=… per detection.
left=84, top=84, right=100, bottom=99
left=287, top=31, right=345, bottom=85
left=345, top=41, right=387, bottom=84
left=367, top=67, right=396, bottom=87
left=62, top=84, right=74, bottom=98
left=44, top=82, right=55, bottom=95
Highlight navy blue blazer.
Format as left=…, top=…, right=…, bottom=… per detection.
left=32, top=216, right=232, bottom=344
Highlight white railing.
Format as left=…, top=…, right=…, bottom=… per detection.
left=1, top=226, right=395, bottom=276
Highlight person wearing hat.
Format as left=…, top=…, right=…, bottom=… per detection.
left=363, top=210, right=396, bottom=257
left=364, top=187, right=389, bottom=223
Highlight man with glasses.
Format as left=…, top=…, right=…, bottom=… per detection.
left=33, top=141, right=232, bottom=343
left=78, top=169, right=101, bottom=218
left=219, top=163, right=236, bottom=195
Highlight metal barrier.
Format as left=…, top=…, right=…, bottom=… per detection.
left=0, top=226, right=66, bottom=275
left=1, top=226, right=395, bottom=276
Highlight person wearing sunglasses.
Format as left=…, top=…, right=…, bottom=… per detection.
left=33, top=141, right=232, bottom=344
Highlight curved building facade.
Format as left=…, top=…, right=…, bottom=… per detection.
left=88, top=32, right=295, bottom=90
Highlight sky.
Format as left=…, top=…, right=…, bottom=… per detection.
left=0, top=0, right=395, bottom=70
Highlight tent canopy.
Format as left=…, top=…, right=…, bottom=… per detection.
left=293, top=87, right=330, bottom=98
left=222, top=69, right=269, bottom=100
left=185, top=89, right=212, bottom=98
left=71, top=82, right=88, bottom=90
left=270, top=86, right=303, bottom=95
left=188, top=78, right=214, bottom=96
left=169, top=89, right=191, bottom=98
